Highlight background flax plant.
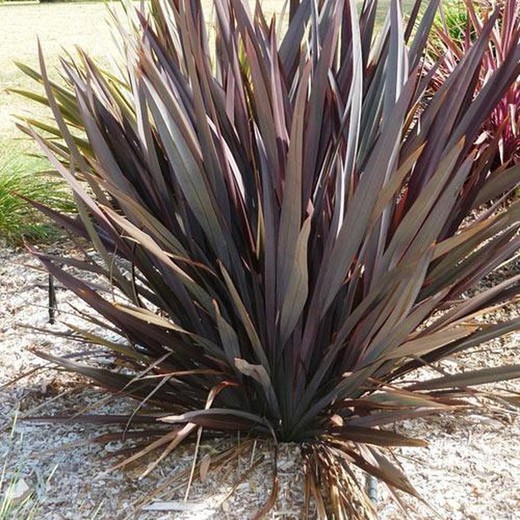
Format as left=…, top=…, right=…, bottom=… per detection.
left=16, top=0, right=520, bottom=516
left=427, top=0, right=519, bottom=171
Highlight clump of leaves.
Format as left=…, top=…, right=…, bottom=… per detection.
left=18, top=0, right=520, bottom=517
left=428, top=0, right=520, bottom=169
left=432, top=0, right=474, bottom=45
left=0, top=147, right=74, bottom=246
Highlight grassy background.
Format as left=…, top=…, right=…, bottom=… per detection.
left=0, top=2, right=125, bottom=244
left=0, top=2, right=123, bottom=162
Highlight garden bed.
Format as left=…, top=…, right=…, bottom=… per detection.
left=1, top=246, right=519, bottom=519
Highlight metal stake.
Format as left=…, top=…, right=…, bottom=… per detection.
left=48, top=273, right=57, bottom=324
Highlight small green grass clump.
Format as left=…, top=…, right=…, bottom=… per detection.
left=0, top=414, right=44, bottom=520
left=0, top=467, right=37, bottom=520
left=0, top=146, right=74, bottom=246
left=432, top=0, right=474, bottom=45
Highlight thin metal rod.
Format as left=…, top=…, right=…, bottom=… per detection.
left=48, top=274, right=57, bottom=324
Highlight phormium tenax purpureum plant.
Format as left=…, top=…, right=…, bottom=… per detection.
left=14, top=0, right=520, bottom=517
left=427, top=0, right=520, bottom=170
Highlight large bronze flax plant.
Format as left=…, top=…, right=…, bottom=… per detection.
left=17, top=0, right=520, bottom=516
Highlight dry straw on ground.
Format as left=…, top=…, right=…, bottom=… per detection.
left=1, top=247, right=519, bottom=519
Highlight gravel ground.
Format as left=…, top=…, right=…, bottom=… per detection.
left=1, top=246, right=519, bottom=519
